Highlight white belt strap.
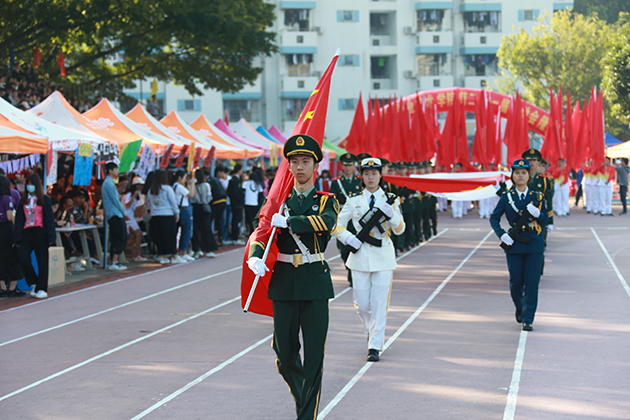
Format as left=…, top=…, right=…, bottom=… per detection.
left=507, top=191, right=520, bottom=213
left=277, top=252, right=318, bottom=266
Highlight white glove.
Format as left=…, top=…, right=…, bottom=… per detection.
left=493, top=179, right=501, bottom=191
left=500, top=233, right=514, bottom=246
left=526, top=203, right=540, bottom=218
left=271, top=213, right=288, bottom=229
left=547, top=225, right=553, bottom=233
left=345, top=235, right=362, bottom=250
left=379, top=202, right=394, bottom=218
left=247, top=257, right=269, bottom=277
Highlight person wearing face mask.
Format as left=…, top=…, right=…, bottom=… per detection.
left=490, top=159, right=549, bottom=331
left=13, top=173, right=56, bottom=299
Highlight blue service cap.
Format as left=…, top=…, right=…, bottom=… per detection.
left=511, top=159, right=531, bottom=170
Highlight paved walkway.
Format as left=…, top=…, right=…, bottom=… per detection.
left=1, top=208, right=629, bottom=419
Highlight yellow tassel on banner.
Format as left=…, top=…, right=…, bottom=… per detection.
left=187, top=143, right=195, bottom=172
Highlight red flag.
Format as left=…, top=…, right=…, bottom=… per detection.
left=590, top=89, right=605, bottom=166
left=224, top=108, right=230, bottom=126
left=391, top=99, right=404, bottom=161
left=576, top=101, right=590, bottom=166
left=344, top=92, right=366, bottom=154
left=159, top=144, right=174, bottom=169
left=364, top=96, right=376, bottom=156
left=57, top=51, right=66, bottom=77
left=472, top=90, right=488, bottom=169
left=240, top=53, right=339, bottom=316
left=453, top=91, right=475, bottom=171
left=173, top=145, right=189, bottom=167
left=541, top=88, right=563, bottom=163
left=564, top=92, right=574, bottom=170
left=374, top=98, right=383, bottom=156
left=204, top=145, right=216, bottom=168
left=34, top=47, right=41, bottom=69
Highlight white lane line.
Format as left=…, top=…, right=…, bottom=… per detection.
left=318, top=230, right=491, bottom=419
left=0, top=248, right=246, bottom=315
left=0, top=267, right=241, bottom=348
left=591, top=228, right=630, bottom=299
left=0, top=296, right=240, bottom=403
left=128, top=230, right=450, bottom=420
left=503, top=330, right=528, bottom=420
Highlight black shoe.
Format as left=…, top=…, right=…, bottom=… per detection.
left=295, top=402, right=300, bottom=416
left=0, top=290, right=7, bottom=298
left=515, top=309, right=522, bottom=323
left=367, top=349, right=380, bottom=362
left=8, top=289, right=26, bottom=297
left=619, top=211, right=627, bottom=215
left=522, top=323, right=533, bottom=331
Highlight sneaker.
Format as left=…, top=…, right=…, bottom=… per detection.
left=182, top=254, right=195, bottom=262
left=132, top=255, right=148, bottom=262
left=170, top=255, right=186, bottom=263
left=30, top=288, right=37, bottom=297
left=205, top=252, right=217, bottom=258
left=90, top=257, right=101, bottom=265
left=69, top=262, right=85, bottom=272
left=223, top=239, right=233, bottom=245
left=193, top=251, right=203, bottom=259
left=233, top=240, right=246, bottom=245
left=33, top=290, right=48, bottom=299
left=107, top=263, right=125, bottom=271
left=158, top=258, right=170, bottom=264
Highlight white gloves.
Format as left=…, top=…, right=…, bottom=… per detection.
left=346, top=235, right=362, bottom=250
left=379, top=202, right=394, bottom=218
left=247, top=257, right=269, bottom=277
left=500, top=233, right=514, bottom=246
left=271, top=213, right=288, bottom=229
left=526, top=203, right=540, bottom=218
left=493, top=179, right=501, bottom=191
left=547, top=225, right=554, bottom=233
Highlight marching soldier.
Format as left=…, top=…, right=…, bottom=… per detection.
left=246, top=134, right=340, bottom=420
left=425, top=161, right=439, bottom=236
left=408, top=161, right=424, bottom=245
left=330, top=153, right=362, bottom=286
left=397, top=161, right=415, bottom=251
left=490, top=159, right=548, bottom=331
left=334, top=157, right=405, bottom=361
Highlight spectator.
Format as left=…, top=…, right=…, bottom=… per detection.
left=0, top=175, right=25, bottom=297
left=102, top=162, right=129, bottom=271
left=172, top=170, right=195, bottom=261
left=122, top=177, right=147, bottom=262
left=146, top=94, right=160, bottom=118
left=13, top=173, right=56, bottom=299
left=316, top=169, right=332, bottom=192
left=243, top=169, right=264, bottom=234
left=190, top=169, right=218, bottom=258
left=146, top=170, right=181, bottom=264
left=574, top=167, right=584, bottom=208
left=616, top=158, right=629, bottom=215
left=209, top=167, right=228, bottom=246
left=227, top=164, right=245, bottom=245
left=216, top=166, right=232, bottom=245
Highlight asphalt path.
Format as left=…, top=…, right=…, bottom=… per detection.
left=1, top=209, right=629, bottom=420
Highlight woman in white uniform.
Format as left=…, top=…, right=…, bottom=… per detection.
left=335, top=158, right=405, bottom=362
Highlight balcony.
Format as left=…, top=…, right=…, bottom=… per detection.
left=281, top=75, right=318, bottom=97
left=279, top=30, right=318, bottom=54
left=418, top=75, right=454, bottom=91
left=460, top=33, right=502, bottom=55
left=416, top=32, right=453, bottom=54
left=463, top=76, right=498, bottom=89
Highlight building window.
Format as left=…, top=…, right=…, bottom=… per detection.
left=524, top=10, right=534, bottom=21
left=464, top=54, right=498, bottom=77
left=344, top=55, right=354, bottom=66
left=370, top=12, right=392, bottom=36
left=463, top=11, right=501, bottom=33
left=373, top=39, right=380, bottom=46
left=433, top=35, right=440, bottom=43
left=417, top=9, right=447, bottom=32
left=184, top=100, right=194, bottom=111
left=480, top=79, right=487, bottom=87
left=480, top=36, right=487, bottom=44
left=371, top=56, right=393, bottom=79
left=285, top=54, right=313, bottom=77
left=177, top=99, right=201, bottom=112
left=297, top=35, right=304, bottom=43
left=433, top=79, right=440, bottom=87
left=339, top=99, right=357, bottom=111
left=282, top=98, right=308, bottom=122
left=343, top=11, right=354, bottom=21
left=417, top=54, right=448, bottom=76
left=297, top=80, right=305, bottom=88
left=223, top=100, right=261, bottom=122
left=373, top=82, right=381, bottom=90
left=284, top=9, right=310, bottom=31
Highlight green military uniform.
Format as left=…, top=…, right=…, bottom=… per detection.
left=249, top=134, right=340, bottom=420
left=382, top=160, right=400, bottom=254
left=330, top=153, right=362, bottom=286
left=397, top=161, right=416, bottom=250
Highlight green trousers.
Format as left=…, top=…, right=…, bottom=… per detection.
left=272, top=300, right=329, bottom=420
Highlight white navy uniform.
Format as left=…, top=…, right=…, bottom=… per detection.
left=334, top=187, right=405, bottom=351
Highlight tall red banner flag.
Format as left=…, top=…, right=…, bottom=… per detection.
left=240, top=52, right=339, bottom=316
left=57, top=51, right=66, bottom=77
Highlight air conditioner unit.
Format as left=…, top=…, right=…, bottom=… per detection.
left=313, top=26, right=323, bottom=34
left=372, top=39, right=380, bottom=46
left=404, top=70, right=415, bottom=79
left=403, top=27, right=414, bottom=35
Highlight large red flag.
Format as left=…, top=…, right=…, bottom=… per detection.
left=541, top=88, right=563, bottom=163
left=454, top=91, right=475, bottom=171
left=564, top=92, right=575, bottom=170
left=472, top=90, right=488, bottom=169
left=590, top=89, right=605, bottom=166
left=365, top=96, right=376, bottom=155
left=34, top=46, right=41, bottom=69
left=240, top=53, right=339, bottom=316
left=424, top=100, right=438, bottom=161
left=576, top=100, right=590, bottom=166
left=344, top=92, right=366, bottom=154
left=391, top=98, right=405, bottom=162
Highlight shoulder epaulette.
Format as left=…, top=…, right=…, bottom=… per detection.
left=386, top=192, right=397, bottom=200
left=316, top=191, right=336, bottom=197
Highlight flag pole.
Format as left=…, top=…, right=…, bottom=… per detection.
left=243, top=203, right=286, bottom=312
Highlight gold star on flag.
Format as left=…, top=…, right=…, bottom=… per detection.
left=310, top=89, right=319, bottom=97
left=303, top=111, right=314, bottom=122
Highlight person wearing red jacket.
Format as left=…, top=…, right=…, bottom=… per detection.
left=602, top=158, right=617, bottom=216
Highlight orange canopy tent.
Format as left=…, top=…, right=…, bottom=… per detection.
left=161, top=111, right=262, bottom=160
left=83, top=99, right=188, bottom=152
left=188, top=114, right=264, bottom=157
left=0, top=125, right=48, bottom=154
left=125, top=104, right=195, bottom=150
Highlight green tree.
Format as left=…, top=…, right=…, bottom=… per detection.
left=602, top=15, right=630, bottom=125
left=574, top=0, right=630, bottom=24
left=0, top=0, right=277, bottom=98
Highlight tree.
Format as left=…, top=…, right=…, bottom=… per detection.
left=0, top=0, right=277, bottom=99
left=574, top=0, right=630, bottom=24
left=497, top=10, right=609, bottom=110
left=602, top=15, right=630, bottom=125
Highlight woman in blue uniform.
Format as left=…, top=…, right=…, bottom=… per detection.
left=490, top=159, right=548, bottom=331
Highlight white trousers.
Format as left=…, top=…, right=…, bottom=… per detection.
left=438, top=197, right=448, bottom=211
left=352, top=270, right=393, bottom=351
left=603, top=182, right=614, bottom=214
left=554, top=182, right=570, bottom=215
left=452, top=200, right=463, bottom=218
